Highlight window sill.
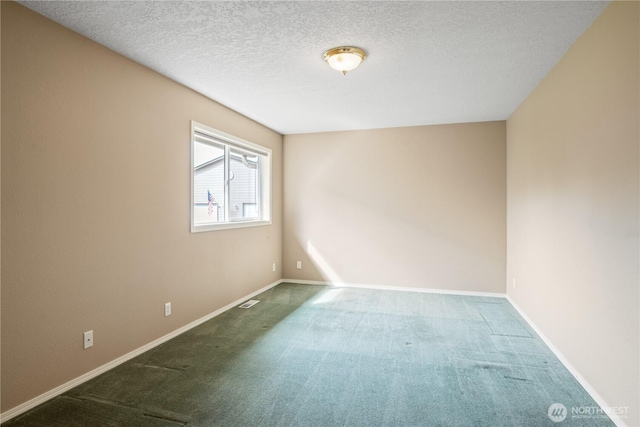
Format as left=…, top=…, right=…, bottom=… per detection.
left=191, top=220, right=272, bottom=233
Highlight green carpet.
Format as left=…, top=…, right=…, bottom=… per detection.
left=4, top=283, right=614, bottom=426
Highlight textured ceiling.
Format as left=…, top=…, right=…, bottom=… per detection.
left=20, top=1, right=608, bottom=135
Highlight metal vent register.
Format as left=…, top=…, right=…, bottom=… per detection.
left=238, top=300, right=260, bottom=309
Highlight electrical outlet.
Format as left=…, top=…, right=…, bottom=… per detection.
left=296, top=261, right=302, bottom=269
left=273, top=263, right=276, bottom=272
left=164, top=302, right=172, bottom=317
left=83, top=330, right=93, bottom=349
left=512, top=279, right=516, bottom=289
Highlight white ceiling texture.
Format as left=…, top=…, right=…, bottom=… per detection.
left=20, top=1, right=608, bottom=135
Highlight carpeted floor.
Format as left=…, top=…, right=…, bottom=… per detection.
left=4, top=282, right=614, bottom=426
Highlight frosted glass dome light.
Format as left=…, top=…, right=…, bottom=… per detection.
left=323, top=46, right=367, bottom=75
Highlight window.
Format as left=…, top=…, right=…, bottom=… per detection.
left=191, top=121, right=271, bottom=232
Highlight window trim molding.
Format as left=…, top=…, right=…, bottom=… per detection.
left=190, top=121, right=272, bottom=233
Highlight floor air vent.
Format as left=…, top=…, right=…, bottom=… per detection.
left=238, top=300, right=260, bottom=309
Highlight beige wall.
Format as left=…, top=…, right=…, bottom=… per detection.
left=506, top=2, right=639, bottom=425
left=1, top=2, right=282, bottom=412
left=284, top=122, right=506, bottom=293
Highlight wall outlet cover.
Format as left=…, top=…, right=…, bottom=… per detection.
left=83, top=330, right=93, bottom=349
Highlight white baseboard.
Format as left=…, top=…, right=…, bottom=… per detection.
left=0, top=279, right=284, bottom=423
left=283, top=278, right=506, bottom=298
left=506, top=295, right=627, bottom=427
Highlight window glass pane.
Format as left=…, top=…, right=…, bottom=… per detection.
left=229, top=149, right=259, bottom=221
left=243, top=203, right=257, bottom=217
left=194, top=141, right=225, bottom=224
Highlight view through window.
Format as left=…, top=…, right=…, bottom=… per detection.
left=191, top=122, right=271, bottom=231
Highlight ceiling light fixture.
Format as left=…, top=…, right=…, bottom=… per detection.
left=323, top=46, right=367, bottom=75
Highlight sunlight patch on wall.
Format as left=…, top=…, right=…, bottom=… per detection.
left=307, top=240, right=343, bottom=285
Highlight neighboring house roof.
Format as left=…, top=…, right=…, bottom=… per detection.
left=195, top=153, right=258, bottom=172
left=194, top=155, right=223, bottom=171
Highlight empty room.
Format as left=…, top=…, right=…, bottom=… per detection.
left=1, top=1, right=638, bottom=426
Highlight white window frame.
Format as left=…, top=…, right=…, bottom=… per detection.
left=191, top=121, right=272, bottom=232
